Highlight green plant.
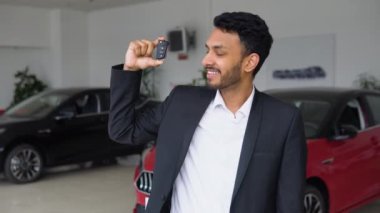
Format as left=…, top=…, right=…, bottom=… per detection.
left=9, top=66, right=48, bottom=107
left=192, top=68, right=207, bottom=86
left=355, top=73, right=380, bottom=90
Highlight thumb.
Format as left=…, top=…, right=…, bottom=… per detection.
left=138, top=58, right=164, bottom=69
left=151, top=59, right=164, bottom=67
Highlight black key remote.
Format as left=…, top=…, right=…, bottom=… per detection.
left=156, top=40, right=170, bottom=59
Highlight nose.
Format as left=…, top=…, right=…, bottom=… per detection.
left=202, top=52, right=214, bottom=67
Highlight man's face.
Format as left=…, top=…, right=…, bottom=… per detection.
left=202, top=28, right=247, bottom=90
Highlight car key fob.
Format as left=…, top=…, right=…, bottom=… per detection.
left=155, top=40, right=169, bottom=59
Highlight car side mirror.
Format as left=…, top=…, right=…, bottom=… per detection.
left=54, top=111, right=75, bottom=121
left=329, top=124, right=358, bottom=141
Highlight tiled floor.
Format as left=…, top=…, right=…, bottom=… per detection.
left=0, top=156, right=139, bottom=213
left=0, top=155, right=378, bottom=213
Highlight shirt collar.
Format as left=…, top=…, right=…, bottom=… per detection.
left=211, top=87, right=255, bottom=117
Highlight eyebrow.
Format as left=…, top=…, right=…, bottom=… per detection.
left=205, top=44, right=227, bottom=51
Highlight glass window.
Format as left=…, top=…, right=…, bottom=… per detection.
left=337, top=99, right=365, bottom=131
left=366, top=95, right=380, bottom=125
left=292, top=100, right=331, bottom=138
left=6, top=91, right=69, bottom=118
left=75, top=94, right=99, bottom=115
left=270, top=92, right=332, bottom=138
left=98, top=92, right=110, bottom=112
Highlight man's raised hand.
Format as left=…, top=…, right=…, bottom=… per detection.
left=123, top=37, right=165, bottom=71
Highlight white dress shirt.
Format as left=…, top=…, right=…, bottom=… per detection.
left=170, top=88, right=255, bottom=213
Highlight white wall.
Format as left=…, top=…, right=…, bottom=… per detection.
left=0, top=5, right=50, bottom=47
left=0, top=0, right=379, bottom=107
left=47, top=9, right=89, bottom=88
left=88, top=0, right=380, bottom=99
left=0, top=6, right=89, bottom=108
left=60, top=9, right=89, bottom=87
left=210, top=0, right=380, bottom=89
left=88, top=0, right=211, bottom=99
left=0, top=5, right=52, bottom=108
left=0, top=47, right=50, bottom=108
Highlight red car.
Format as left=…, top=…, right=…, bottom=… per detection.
left=133, top=88, right=380, bottom=213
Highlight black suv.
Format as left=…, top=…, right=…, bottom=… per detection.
left=0, top=88, right=155, bottom=183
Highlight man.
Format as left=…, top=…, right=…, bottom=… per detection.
left=109, top=12, right=306, bottom=213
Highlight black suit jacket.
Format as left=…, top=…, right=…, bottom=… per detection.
left=108, top=65, right=307, bottom=213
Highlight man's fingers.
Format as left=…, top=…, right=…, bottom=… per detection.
left=124, top=37, right=165, bottom=71
left=135, top=40, right=147, bottom=56
left=145, top=41, right=155, bottom=57
left=129, top=41, right=142, bottom=57
left=140, top=39, right=154, bottom=57
left=153, top=36, right=166, bottom=46
left=133, top=37, right=165, bottom=57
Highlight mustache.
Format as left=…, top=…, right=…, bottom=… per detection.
left=204, top=66, right=221, bottom=73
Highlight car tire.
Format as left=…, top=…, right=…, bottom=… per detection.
left=4, top=144, right=43, bottom=183
left=304, top=184, right=327, bottom=213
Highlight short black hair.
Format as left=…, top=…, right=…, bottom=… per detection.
left=214, top=12, right=273, bottom=76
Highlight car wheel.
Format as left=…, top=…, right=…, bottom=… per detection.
left=304, top=185, right=327, bottom=213
left=4, top=144, right=43, bottom=183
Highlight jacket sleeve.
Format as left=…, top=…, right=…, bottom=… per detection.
left=276, top=109, right=307, bottom=213
left=108, top=64, right=174, bottom=146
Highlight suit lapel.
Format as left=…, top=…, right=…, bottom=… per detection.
left=232, top=90, right=263, bottom=199
left=173, top=88, right=216, bottom=177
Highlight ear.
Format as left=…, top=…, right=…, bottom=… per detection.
left=243, top=53, right=260, bottom=75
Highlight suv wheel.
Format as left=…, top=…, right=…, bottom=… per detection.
left=304, top=184, right=327, bottom=213
left=4, top=144, right=43, bottom=183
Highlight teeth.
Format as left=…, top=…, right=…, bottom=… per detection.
left=207, top=71, right=218, bottom=76
left=207, top=69, right=218, bottom=73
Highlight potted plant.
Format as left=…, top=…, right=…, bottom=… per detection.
left=355, top=73, right=380, bottom=90
left=9, top=66, right=48, bottom=108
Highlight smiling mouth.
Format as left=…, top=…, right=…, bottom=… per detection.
left=206, top=68, right=220, bottom=79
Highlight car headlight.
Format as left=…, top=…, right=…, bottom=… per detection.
left=0, top=128, right=6, bottom=134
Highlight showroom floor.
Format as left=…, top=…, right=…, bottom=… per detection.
left=0, top=155, right=379, bottom=213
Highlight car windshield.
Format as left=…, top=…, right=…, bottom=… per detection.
left=5, top=91, right=70, bottom=118
left=271, top=95, right=331, bottom=138
left=292, top=100, right=331, bottom=138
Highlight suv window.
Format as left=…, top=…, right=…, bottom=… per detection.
left=98, top=92, right=110, bottom=112
left=337, top=99, right=365, bottom=131
left=75, top=94, right=99, bottom=115
left=58, top=93, right=100, bottom=116
left=295, top=100, right=330, bottom=138
left=6, top=91, right=69, bottom=118
left=366, top=95, right=380, bottom=125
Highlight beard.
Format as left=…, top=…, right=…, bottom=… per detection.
left=206, top=62, right=242, bottom=90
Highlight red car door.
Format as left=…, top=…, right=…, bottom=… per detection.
left=365, top=94, right=380, bottom=197
left=328, top=98, right=377, bottom=211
